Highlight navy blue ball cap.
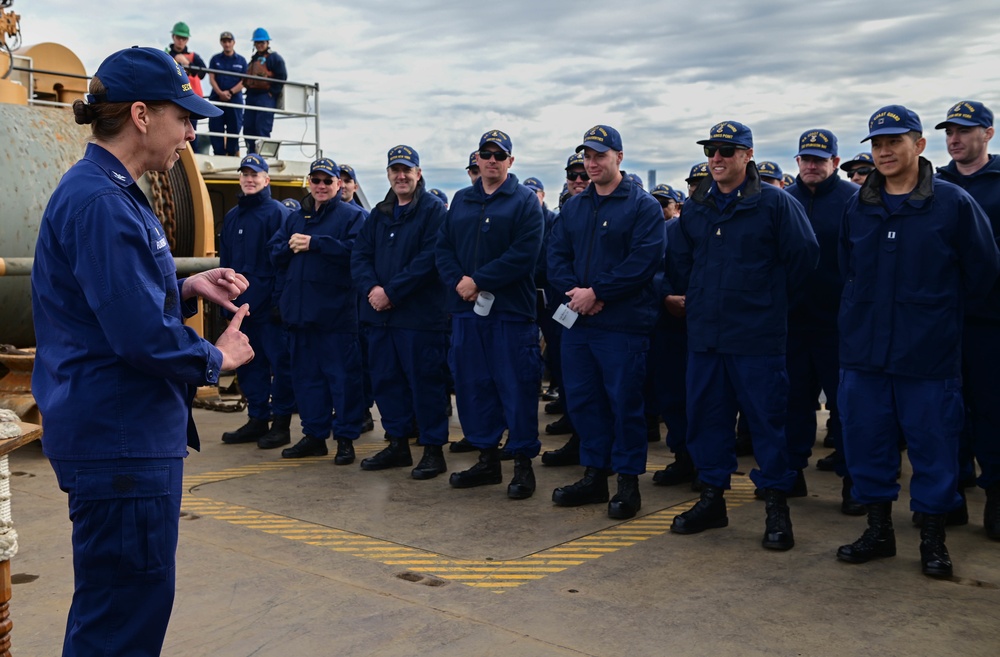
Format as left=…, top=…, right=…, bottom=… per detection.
left=282, top=198, right=301, bottom=211
left=88, top=47, right=222, bottom=120
left=387, top=145, right=419, bottom=168
left=782, top=173, right=795, bottom=187
left=757, top=161, right=784, bottom=180
left=339, top=164, right=358, bottom=182
left=863, top=105, right=922, bottom=142
left=685, top=162, right=710, bottom=183
left=429, top=188, right=448, bottom=204
left=576, top=125, right=623, bottom=153
left=626, top=172, right=644, bottom=189
left=310, top=157, right=340, bottom=177
left=697, top=121, right=753, bottom=149
left=479, top=130, right=512, bottom=155
left=239, top=153, right=268, bottom=173
left=796, top=129, right=838, bottom=158
left=523, top=177, right=544, bottom=192
left=565, top=152, right=585, bottom=170
left=839, top=152, right=874, bottom=172
left=466, top=151, right=479, bottom=170
left=935, top=100, right=994, bottom=130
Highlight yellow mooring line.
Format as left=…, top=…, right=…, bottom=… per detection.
left=182, top=460, right=757, bottom=594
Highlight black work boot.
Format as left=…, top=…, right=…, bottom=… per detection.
left=652, top=449, right=696, bottom=486
left=762, top=489, right=795, bottom=550
left=608, top=474, right=641, bottom=519
left=361, top=409, right=375, bottom=433
left=545, top=415, right=574, bottom=435
left=552, top=467, right=611, bottom=506
left=222, top=417, right=269, bottom=444
left=449, top=437, right=477, bottom=453
left=507, top=454, right=536, bottom=500
left=755, top=469, right=807, bottom=499
left=912, top=489, right=969, bottom=527
left=541, top=434, right=580, bottom=467
left=671, top=484, right=728, bottom=534
left=333, top=438, right=355, bottom=465
left=449, top=448, right=503, bottom=488
left=412, top=444, right=447, bottom=480
left=360, top=435, right=413, bottom=470
left=837, top=501, right=896, bottom=563
left=920, top=514, right=953, bottom=578
left=281, top=435, right=328, bottom=459
left=257, top=415, right=291, bottom=449
left=986, top=484, right=1000, bottom=540
left=816, top=449, right=842, bottom=472
left=840, top=476, right=866, bottom=516
left=645, top=414, right=662, bottom=442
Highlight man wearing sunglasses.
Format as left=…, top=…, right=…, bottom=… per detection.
left=836, top=105, right=999, bottom=578
left=934, top=101, right=1000, bottom=539
left=548, top=125, right=664, bottom=519
left=840, top=153, right=876, bottom=186
left=685, top=162, right=709, bottom=197
left=784, top=129, right=862, bottom=515
left=436, top=130, right=545, bottom=500
left=669, top=121, right=818, bottom=551
left=269, top=158, right=368, bottom=465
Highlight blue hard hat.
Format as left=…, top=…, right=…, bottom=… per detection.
left=252, top=27, right=271, bottom=42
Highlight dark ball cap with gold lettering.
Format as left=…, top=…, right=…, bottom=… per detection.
left=862, top=104, right=922, bottom=142
left=576, top=125, right=623, bottom=153
left=934, top=101, right=993, bottom=130
left=87, top=46, right=222, bottom=120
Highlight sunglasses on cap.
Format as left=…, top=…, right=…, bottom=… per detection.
left=703, top=145, right=743, bottom=158
left=310, top=176, right=335, bottom=186
left=478, top=150, right=509, bottom=161
left=849, top=167, right=875, bottom=177
left=566, top=171, right=590, bottom=181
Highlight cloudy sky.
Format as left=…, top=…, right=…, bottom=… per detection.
left=16, top=1, right=1000, bottom=203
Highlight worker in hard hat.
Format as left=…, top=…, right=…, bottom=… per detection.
left=244, top=27, right=287, bottom=154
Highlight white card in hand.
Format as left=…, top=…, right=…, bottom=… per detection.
left=553, top=303, right=579, bottom=329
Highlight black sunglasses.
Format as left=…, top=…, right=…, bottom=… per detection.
left=478, top=150, right=509, bottom=161
left=567, top=171, right=590, bottom=181
left=849, top=167, right=875, bottom=177
left=703, top=145, right=742, bottom=158
left=310, top=176, right=335, bottom=185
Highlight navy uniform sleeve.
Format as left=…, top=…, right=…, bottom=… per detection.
left=669, top=206, right=695, bottom=294
left=591, top=195, right=665, bottom=301
left=776, top=192, right=820, bottom=298
left=957, top=191, right=1000, bottom=299
left=435, top=201, right=466, bottom=290
left=351, top=209, right=379, bottom=296
left=547, top=212, right=576, bottom=298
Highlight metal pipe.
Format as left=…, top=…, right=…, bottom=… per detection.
left=0, top=256, right=220, bottom=277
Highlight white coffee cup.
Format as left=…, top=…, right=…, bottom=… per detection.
left=474, top=291, right=495, bottom=316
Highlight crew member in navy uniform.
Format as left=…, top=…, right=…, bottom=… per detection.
left=934, top=101, right=1000, bottom=539
left=244, top=27, right=287, bottom=154
left=840, top=152, right=876, bottom=186
left=784, top=129, right=862, bottom=514
left=548, top=125, right=664, bottom=519
left=669, top=120, right=819, bottom=551
left=835, top=105, right=999, bottom=577
left=31, top=46, right=253, bottom=656
left=352, top=145, right=451, bottom=478
left=436, top=129, right=545, bottom=500
left=270, top=158, right=367, bottom=464
left=207, top=31, right=247, bottom=156
left=219, top=154, right=296, bottom=449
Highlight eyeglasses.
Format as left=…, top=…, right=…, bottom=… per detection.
left=703, top=145, right=742, bottom=158
left=310, top=177, right=335, bottom=186
left=566, top=171, right=590, bottom=181
left=849, top=167, right=875, bottom=177
left=478, top=150, right=509, bottom=161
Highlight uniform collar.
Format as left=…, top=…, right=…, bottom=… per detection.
left=83, top=142, right=136, bottom=188
left=238, top=185, right=273, bottom=207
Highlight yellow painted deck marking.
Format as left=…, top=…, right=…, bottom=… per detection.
left=182, top=461, right=757, bottom=593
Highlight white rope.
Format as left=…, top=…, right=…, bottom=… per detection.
left=0, top=412, right=21, bottom=560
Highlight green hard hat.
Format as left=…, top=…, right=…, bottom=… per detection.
left=172, top=22, right=191, bottom=38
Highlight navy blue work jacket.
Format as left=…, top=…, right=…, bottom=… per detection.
left=839, top=157, right=1000, bottom=378
left=207, top=51, right=248, bottom=98
left=785, top=173, right=860, bottom=331
left=219, top=186, right=289, bottom=321
left=937, top=154, right=1000, bottom=324
left=671, top=164, right=820, bottom=355
left=548, top=174, right=665, bottom=334
left=270, top=193, right=365, bottom=330
left=351, top=183, right=448, bottom=331
left=31, top=143, right=223, bottom=460
left=435, top=174, right=544, bottom=319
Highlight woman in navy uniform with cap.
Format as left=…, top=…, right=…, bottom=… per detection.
left=31, top=47, right=255, bottom=656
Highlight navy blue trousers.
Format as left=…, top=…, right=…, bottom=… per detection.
left=686, top=352, right=795, bottom=491
left=51, top=457, right=183, bottom=657
left=449, top=316, right=542, bottom=456
left=961, top=322, right=1000, bottom=488
left=237, top=319, right=295, bottom=420
left=288, top=327, right=364, bottom=440
left=839, top=369, right=964, bottom=513
left=786, top=329, right=841, bottom=472
left=562, top=327, right=649, bottom=475
left=208, top=96, right=244, bottom=156
left=244, top=92, right=276, bottom=154
left=649, top=327, right=688, bottom=454
left=367, top=326, right=450, bottom=445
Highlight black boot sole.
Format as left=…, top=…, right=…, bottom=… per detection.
left=449, top=473, right=503, bottom=488
left=670, top=516, right=729, bottom=535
